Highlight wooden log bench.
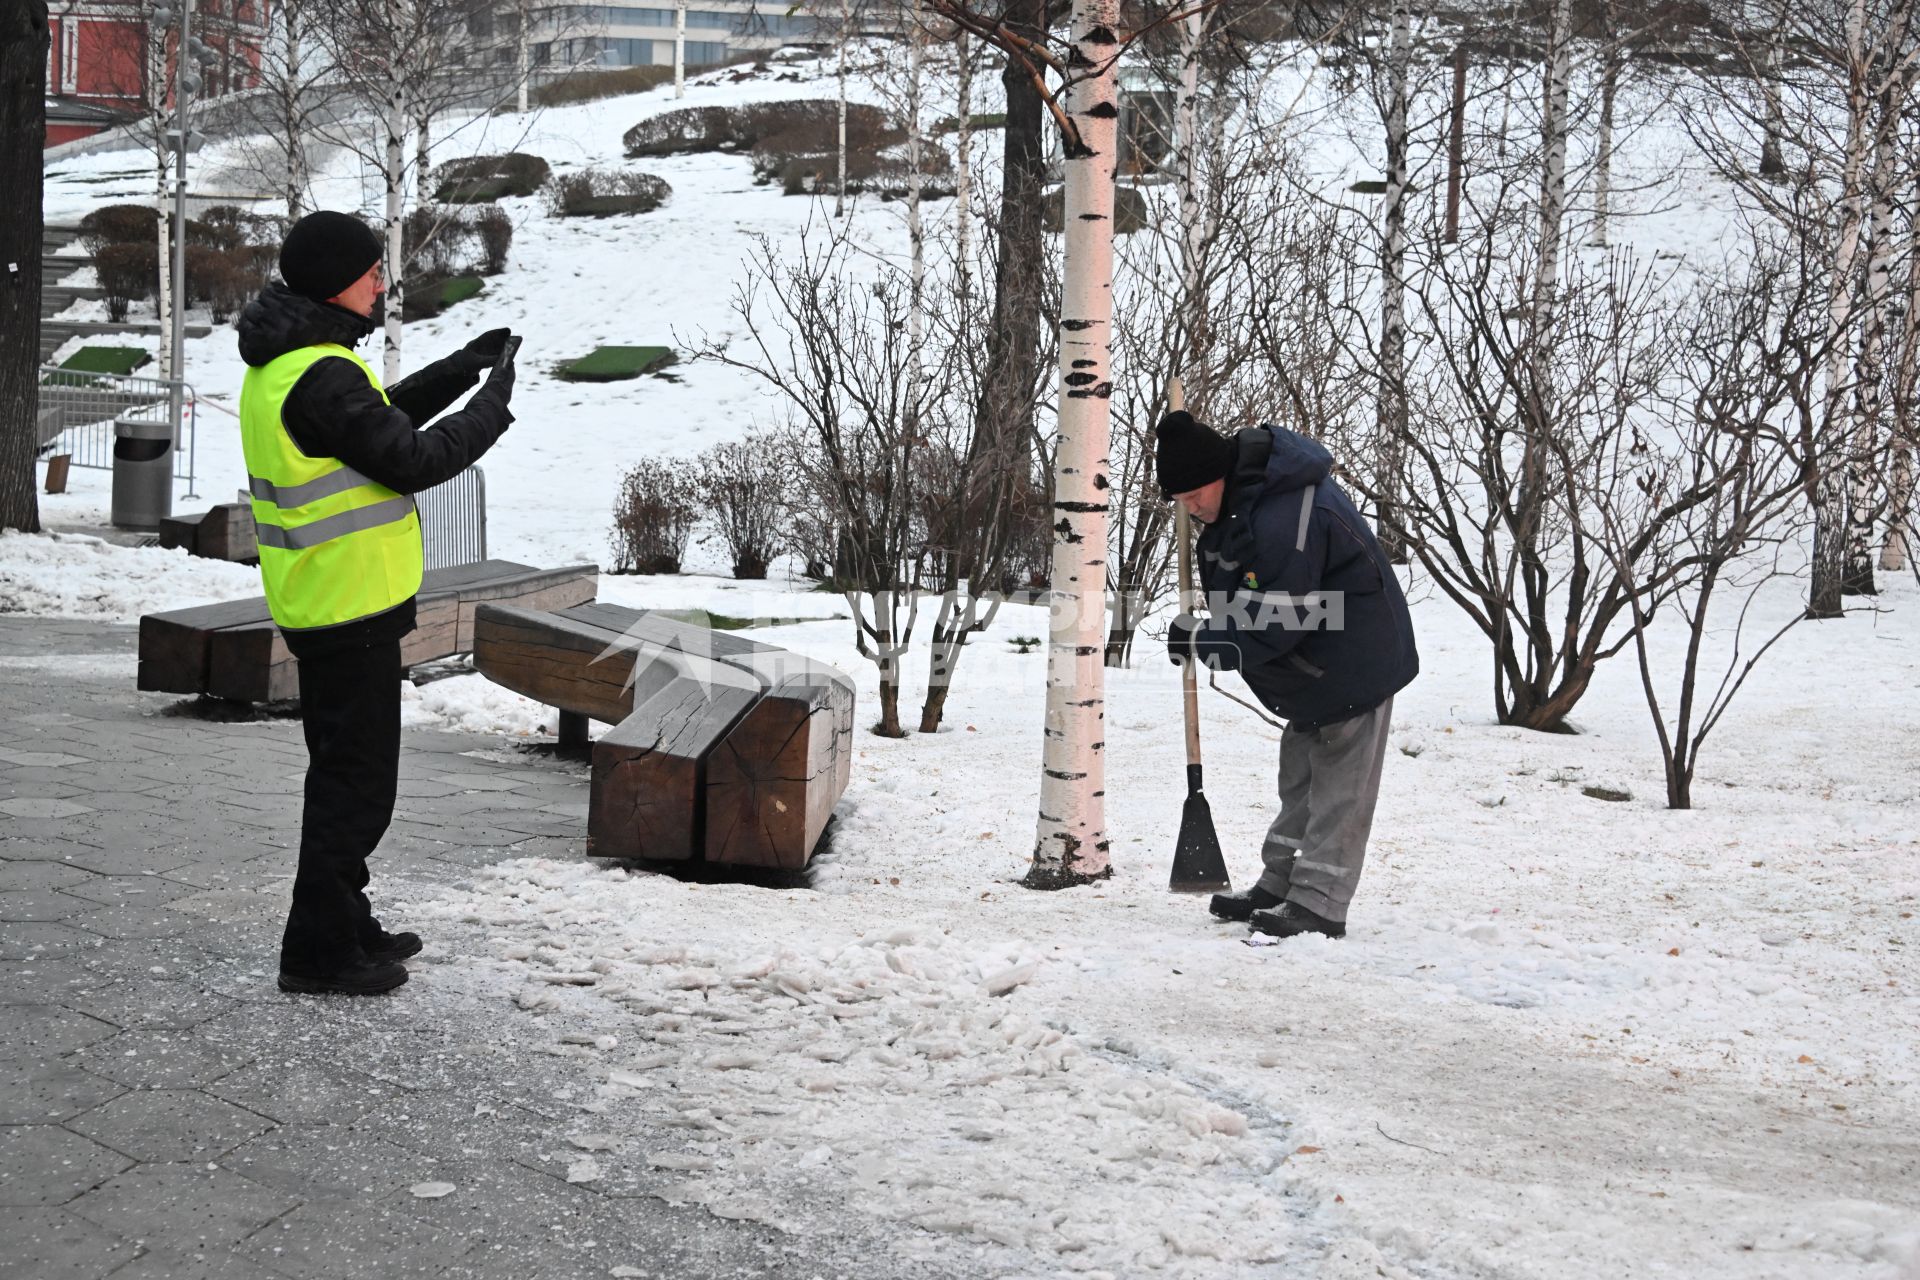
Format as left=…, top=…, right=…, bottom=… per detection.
left=471, top=601, right=855, bottom=871
left=138, top=560, right=599, bottom=703
left=157, top=502, right=257, bottom=564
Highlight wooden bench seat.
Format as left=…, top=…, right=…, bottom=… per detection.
left=138, top=560, right=599, bottom=702
left=471, top=601, right=855, bottom=871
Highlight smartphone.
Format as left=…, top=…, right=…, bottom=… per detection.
left=495, top=334, right=522, bottom=371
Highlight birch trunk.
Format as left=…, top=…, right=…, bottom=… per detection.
left=1758, top=0, right=1786, bottom=179
left=517, top=0, right=530, bottom=113
left=415, top=106, right=431, bottom=185
left=674, top=0, right=686, bottom=98
left=1518, top=0, right=1571, bottom=553
left=1884, top=187, right=1920, bottom=572
left=1376, top=0, right=1411, bottom=561
left=155, top=183, right=172, bottom=383
left=1027, top=0, right=1118, bottom=890
left=283, top=0, right=307, bottom=215
left=1810, top=0, right=1869, bottom=619
left=1844, top=74, right=1902, bottom=596
left=906, top=0, right=925, bottom=330
left=1593, top=0, right=1618, bottom=248
left=954, top=31, right=971, bottom=301
left=382, top=70, right=406, bottom=382
left=835, top=0, right=848, bottom=216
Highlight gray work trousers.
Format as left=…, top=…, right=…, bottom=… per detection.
left=1256, top=696, right=1394, bottom=923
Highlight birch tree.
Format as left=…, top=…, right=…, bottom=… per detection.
left=926, top=0, right=1125, bottom=887
left=1376, top=0, right=1412, bottom=559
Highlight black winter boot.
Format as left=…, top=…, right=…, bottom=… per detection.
left=363, top=927, right=422, bottom=962
left=278, top=957, right=409, bottom=995
left=1248, top=901, right=1346, bottom=940
left=1209, top=885, right=1283, bottom=922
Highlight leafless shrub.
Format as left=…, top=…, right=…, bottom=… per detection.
left=94, top=242, right=157, bottom=322
left=610, top=460, right=699, bottom=575
left=543, top=169, right=673, bottom=217
left=693, top=438, right=788, bottom=579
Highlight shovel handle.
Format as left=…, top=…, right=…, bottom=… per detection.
left=1170, top=377, right=1203, bottom=770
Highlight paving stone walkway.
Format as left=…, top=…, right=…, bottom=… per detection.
left=0, top=619, right=945, bottom=1280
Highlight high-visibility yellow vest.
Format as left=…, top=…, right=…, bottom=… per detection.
left=238, top=343, right=423, bottom=632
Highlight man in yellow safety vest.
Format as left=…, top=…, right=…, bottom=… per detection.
left=236, top=210, right=518, bottom=995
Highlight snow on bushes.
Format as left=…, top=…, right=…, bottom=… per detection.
left=432, top=152, right=553, bottom=203
left=544, top=168, right=673, bottom=218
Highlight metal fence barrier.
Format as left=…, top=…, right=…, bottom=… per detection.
left=37, top=366, right=198, bottom=496
left=416, top=466, right=487, bottom=571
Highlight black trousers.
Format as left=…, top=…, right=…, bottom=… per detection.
left=281, top=638, right=402, bottom=974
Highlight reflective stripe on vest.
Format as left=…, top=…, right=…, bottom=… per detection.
left=237, top=342, right=424, bottom=632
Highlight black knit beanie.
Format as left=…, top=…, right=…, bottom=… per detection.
left=279, top=211, right=384, bottom=303
left=1155, top=411, right=1234, bottom=496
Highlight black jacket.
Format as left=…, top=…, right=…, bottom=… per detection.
left=1186, top=426, right=1418, bottom=730
left=235, top=283, right=514, bottom=657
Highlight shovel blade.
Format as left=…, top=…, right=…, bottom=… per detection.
left=1169, top=791, right=1231, bottom=894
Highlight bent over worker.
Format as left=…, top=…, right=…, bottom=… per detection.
left=1157, top=410, right=1418, bottom=940
left=236, top=211, right=518, bottom=995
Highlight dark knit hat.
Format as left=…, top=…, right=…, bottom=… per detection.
left=1155, top=411, right=1234, bottom=497
left=279, top=211, right=384, bottom=302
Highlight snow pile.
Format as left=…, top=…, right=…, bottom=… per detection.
left=402, top=671, right=555, bottom=738
left=417, top=858, right=1316, bottom=1273
left=0, top=530, right=259, bottom=622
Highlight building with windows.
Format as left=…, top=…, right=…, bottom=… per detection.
left=527, top=2, right=826, bottom=71
left=44, top=0, right=268, bottom=145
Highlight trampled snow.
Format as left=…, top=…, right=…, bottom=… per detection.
left=19, top=47, right=1920, bottom=1280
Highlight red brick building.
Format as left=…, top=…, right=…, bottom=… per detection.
left=45, top=0, right=270, bottom=145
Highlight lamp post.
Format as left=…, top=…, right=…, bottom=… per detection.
left=150, top=0, right=214, bottom=468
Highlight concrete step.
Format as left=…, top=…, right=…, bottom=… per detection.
left=40, top=318, right=216, bottom=363
left=43, top=286, right=110, bottom=303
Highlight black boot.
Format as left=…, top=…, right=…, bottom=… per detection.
left=1209, top=885, right=1283, bottom=922
left=363, top=926, right=422, bottom=962
left=278, top=957, right=409, bottom=995
left=1248, top=901, right=1346, bottom=940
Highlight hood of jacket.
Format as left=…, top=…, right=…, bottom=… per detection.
left=236, top=282, right=377, bottom=368
left=1224, top=424, right=1333, bottom=516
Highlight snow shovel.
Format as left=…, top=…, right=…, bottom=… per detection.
left=1166, top=379, right=1231, bottom=895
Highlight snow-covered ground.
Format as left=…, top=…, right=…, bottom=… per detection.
left=19, top=49, right=1920, bottom=1280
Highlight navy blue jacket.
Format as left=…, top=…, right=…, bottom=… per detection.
left=1186, top=426, right=1418, bottom=730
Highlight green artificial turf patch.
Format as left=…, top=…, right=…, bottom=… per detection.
left=556, top=345, right=678, bottom=382
left=59, top=345, right=151, bottom=376
left=437, top=275, right=484, bottom=307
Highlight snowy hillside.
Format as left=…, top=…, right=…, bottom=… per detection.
left=18, top=45, right=1920, bottom=1280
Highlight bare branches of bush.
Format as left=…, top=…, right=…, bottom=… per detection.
left=694, top=438, right=788, bottom=579
left=610, top=460, right=699, bottom=575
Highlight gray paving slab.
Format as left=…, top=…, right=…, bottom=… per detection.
left=0, top=1124, right=133, bottom=1207
left=0, top=888, right=93, bottom=921
left=0, top=957, right=105, bottom=1005
left=0, top=1057, right=126, bottom=1124
left=67, top=1162, right=300, bottom=1249
left=223, top=1126, right=425, bottom=1205
left=7, top=1005, right=119, bottom=1056
left=241, top=1203, right=478, bottom=1279
left=0, top=1207, right=140, bottom=1280
left=67, top=1088, right=274, bottom=1163
left=0, top=861, right=99, bottom=892
left=207, top=1061, right=396, bottom=1128
left=100, top=1244, right=298, bottom=1280
left=59, top=874, right=200, bottom=909
left=76, top=1029, right=251, bottom=1090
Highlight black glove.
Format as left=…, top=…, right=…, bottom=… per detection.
left=1165, top=612, right=1202, bottom=665
left=452, top=327, right=513, bottom=377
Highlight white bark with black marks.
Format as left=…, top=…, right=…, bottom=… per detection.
left=1030, top=0, right=1118, bottom=889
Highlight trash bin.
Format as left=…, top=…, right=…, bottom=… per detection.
left=111, top=415, right=175, bottom=531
